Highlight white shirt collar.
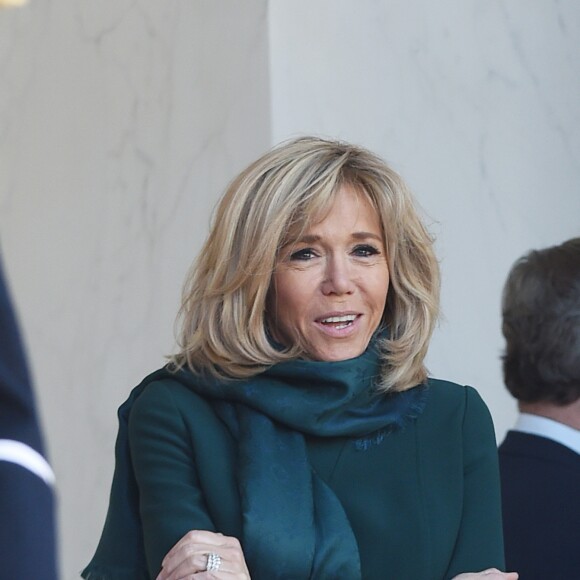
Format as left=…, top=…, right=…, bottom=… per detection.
left=514, top=413, right=580, bottom=456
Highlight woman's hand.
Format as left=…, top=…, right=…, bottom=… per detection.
left=452, top=569, right=518, bottom=580
left=156, top=530, right=251, bottom=579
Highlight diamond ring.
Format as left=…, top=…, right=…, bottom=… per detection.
left=206, top=552, right=222, bottom=572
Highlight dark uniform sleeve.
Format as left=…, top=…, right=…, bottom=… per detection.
left=0, top=255, right=58, bottom=580
left=445, top=386, right=506, bottom=578
left=128, top=381, right=217, bottom=577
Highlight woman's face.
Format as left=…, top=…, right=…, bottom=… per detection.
left=269, top=185, right=390, bottom=361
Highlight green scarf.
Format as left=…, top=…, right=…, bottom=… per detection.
left=83, top=340, right=428, bottom=579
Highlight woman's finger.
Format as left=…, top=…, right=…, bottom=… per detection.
left=160, top=530, right=230, bottom=577
left=162, top=547, right=238, bottom=579
left=157, top=531, right=249, bottom=580
left=452, top=570, right=518, bottom=580
left=163, top=530, right=226, bottom=565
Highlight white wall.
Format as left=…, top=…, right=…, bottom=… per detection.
left=270, top=0, right=580, bottom=439
left=1, top=0, right=579, bottom=578
left=0, top=1, right=270, bottom=577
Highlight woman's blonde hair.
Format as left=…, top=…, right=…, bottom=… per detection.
left=171, top=136, right=440, bottom=392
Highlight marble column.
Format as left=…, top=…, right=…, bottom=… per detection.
left=0, top=1, right=269, bottom=577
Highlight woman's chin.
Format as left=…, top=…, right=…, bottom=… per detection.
left=307, top=342, right=369, bottom=362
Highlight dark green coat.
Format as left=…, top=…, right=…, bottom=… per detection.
left=128, top=378, right=504, bottom=579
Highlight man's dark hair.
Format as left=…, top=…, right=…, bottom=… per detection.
left=502, top=237, right=580, bottom=405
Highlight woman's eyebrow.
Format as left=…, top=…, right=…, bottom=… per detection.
left=351, top=232, right=383, bottom=242
left=288, top=232, right=383, bottom=246
left=294, top=232, right=383, bottom=244
left=296, top=234, right=321, bottom=244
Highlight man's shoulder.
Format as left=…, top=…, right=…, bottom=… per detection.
left=500, top=430, right=580, bottom=468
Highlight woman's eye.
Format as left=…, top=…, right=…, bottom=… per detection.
left=353, top=244, right=380, bottom=257
left=289, top=248, right=317, bottom=261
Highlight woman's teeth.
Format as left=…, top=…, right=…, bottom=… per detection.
left=320, top=314, right=357, bottom=329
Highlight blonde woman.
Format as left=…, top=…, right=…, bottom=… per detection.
left=84, top=137, right=517, bottom=580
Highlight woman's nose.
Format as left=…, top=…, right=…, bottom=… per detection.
left=321, top=256, right=355, bottom=296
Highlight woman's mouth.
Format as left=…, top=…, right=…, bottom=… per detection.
left=318, top=314, right=359, bottom=331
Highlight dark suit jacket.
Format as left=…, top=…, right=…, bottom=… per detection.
left=0, top=255, right=57, bottom=580
left=499, top=430, right=580, bottom=580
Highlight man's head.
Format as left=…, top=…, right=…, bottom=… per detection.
left=502, top=238, right=580, bottom=406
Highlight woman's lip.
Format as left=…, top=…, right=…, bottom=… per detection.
left=314, top=313, right=362, bottom=337
left=315, top=312, right=361, bottom=322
